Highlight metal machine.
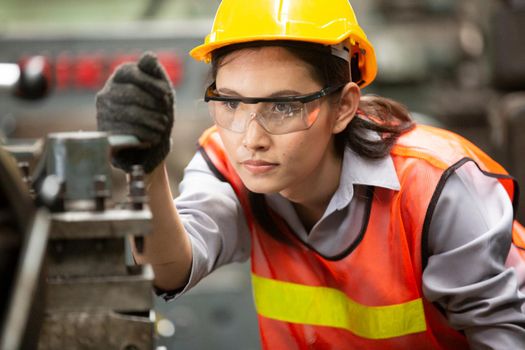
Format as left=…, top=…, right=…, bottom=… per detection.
left=0, top=141, right=47, bottom=350
left=37, top=132, right=155, bottom=350
left=1, top=129, right=157, bottom=349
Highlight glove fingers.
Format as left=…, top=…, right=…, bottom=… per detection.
left=97, top=82, right=161, bottom=112
left=96, top=99, right=169, bottom=138
left=111, top=63, right=173, bottom=103
left=137, top=51, right=170, bottom=81
left=117, top=104, right=170, bottom=133
left=97, top=51, right=174, bottom=174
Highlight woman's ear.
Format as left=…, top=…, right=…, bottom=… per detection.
left=332, top=82, right=361, bottom=134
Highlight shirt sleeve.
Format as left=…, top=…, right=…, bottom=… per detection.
left=422, top=160, right=525, bottom=349
left=156, top=151, right=251, bottom=301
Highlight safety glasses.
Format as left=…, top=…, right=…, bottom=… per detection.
left=204, top=83, right=345, bottom=135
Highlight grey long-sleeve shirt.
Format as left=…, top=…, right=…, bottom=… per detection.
left=169, top=146, right=525, bottom=348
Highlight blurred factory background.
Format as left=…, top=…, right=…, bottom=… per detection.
left=1, top=0, right=524, bottom=349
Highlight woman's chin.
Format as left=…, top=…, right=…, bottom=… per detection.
left=241, top=176, right=283, bottom=194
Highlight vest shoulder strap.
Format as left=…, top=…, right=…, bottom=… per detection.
left=393, top=124, right=508, bottom=174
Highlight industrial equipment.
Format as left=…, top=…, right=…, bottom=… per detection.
left=1, top=130, right=156, bottom=349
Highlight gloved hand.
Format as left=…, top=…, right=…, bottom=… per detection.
left=96, top=51, right=175, bottom=173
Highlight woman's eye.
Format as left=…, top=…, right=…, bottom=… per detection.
left=272, top=103, right=299, bottom=115
left=221, top=101, right=240, bottom=110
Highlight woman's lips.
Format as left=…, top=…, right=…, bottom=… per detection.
left=241, top=159, right=278, bottom=175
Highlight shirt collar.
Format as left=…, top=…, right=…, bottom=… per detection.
left=330, top=147, right=400, bottom=211
left=266, top=146, right=401, bottom=214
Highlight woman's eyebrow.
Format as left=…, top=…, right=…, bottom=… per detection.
left=216, top=87, right=241, bottom=97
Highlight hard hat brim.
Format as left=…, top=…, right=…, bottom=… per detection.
left=189, top=34, right=377, bottom=88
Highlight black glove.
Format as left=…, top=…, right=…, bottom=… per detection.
left=96, top=51, right=175, bottom=173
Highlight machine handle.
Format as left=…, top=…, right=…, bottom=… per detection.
left=107, top=135, right=150, bottom=151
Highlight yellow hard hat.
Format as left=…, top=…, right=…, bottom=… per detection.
left=189, top=0, right=377, bottom=87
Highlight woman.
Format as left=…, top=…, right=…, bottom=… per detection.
left=96, top=0, right=525, bottom=348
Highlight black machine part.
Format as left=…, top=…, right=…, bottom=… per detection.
left=0, top=56, right=51, bottom=100
left=0, top=147, right=49, bottom=350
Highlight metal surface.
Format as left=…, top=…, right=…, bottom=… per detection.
left=1, top=138, right=44, bottom=163
left=35, top=132, right=155, bottom=349
left=50, top=209, right=152, bottom=239
left=0, top=145, right=44, bottom=350
left=38, top=311, right=155, bottom=350
left=45, top=131, right=112, bottom=201
left=108, top=134, right=146, bottom=151
left=47, top=238, right=128, bottom=277
left=46, top=265, right=154, bottom=312
left=1, top=209, right=49, bottom=350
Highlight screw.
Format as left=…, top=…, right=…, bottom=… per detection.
left=129, top=165, right=146, bottom=210
left=93, top=174, right=109, bottom=212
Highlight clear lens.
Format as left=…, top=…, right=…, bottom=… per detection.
left=208, top=99, right=322, bottom=135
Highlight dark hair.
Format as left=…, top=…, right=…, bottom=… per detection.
left=210, top=41, right=415, bottom=241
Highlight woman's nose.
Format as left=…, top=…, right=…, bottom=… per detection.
left=242, top=112, right=271, bottom=151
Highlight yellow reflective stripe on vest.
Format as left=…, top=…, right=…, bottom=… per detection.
left=252, top=274, right=427, bottom=340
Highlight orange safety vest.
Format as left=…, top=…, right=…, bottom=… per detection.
left=198, top=124, right=525, bottom=350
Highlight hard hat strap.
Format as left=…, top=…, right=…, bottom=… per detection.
left=331, top=41, right=353, bottom=83
left=330, top=43, right=350, bottom=62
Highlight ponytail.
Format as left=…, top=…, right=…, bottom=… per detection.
left=336, top=95, right=415, bottom=158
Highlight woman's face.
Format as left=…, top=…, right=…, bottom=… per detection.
left=214, top=46, right=351, bottom=201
